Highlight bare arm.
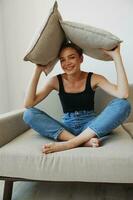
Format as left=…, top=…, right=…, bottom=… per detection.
left=94, top=45, right=129, bottom=98
left=24, top=65, right=57, bottom=108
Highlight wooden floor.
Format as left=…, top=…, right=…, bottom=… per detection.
left=0, top=181, right=133, bottom=200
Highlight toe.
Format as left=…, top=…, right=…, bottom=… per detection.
left=92, top=143, right=98, bottom=147
left=42, top=144, right=51, bottom=153
left=91, top=138, right=99, bottom=147
left=44, top=143, right=51, bottom=148
left=44, top=143, right=54, bottom=149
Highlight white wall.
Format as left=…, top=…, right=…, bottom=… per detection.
left=0, top=1, right=9, bottom=114
left=0, top=0, right=133, bottom=115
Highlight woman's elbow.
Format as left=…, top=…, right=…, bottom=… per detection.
left=118, top=92, right=129, bottom=99
left=24, top=105, right=32, bottom=109
left=23, top=101, right=34, bottom=109
left=24, top=104, right=32, bottom=109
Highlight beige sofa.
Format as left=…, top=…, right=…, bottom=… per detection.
left=0, top=86, right=133, bottom=200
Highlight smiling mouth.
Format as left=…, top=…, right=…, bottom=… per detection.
left=65, top=66, right=75, bottom=70
left=66, top=68, right=73, bottom=70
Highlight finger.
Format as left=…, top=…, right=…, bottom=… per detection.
left=110, top=46, right=118, bottom=51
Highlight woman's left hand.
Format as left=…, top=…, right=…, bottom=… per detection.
left=102, top=45, right=121, bottom=60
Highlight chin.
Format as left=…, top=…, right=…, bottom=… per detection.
left=65, top=70, right=76, bottom=75
left=65, top=68, right=78, bottom=75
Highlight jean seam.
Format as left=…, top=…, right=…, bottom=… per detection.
left=54, top=127, right=65, bottom=140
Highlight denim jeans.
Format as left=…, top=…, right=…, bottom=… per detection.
left=23, top=98, right=131, bottom=141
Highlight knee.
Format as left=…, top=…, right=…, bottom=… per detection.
left=114, top=98, right=131, bottom=116
left=23, top=107, right=37, bottom=124
left=119, top=98, right=131, bottom=111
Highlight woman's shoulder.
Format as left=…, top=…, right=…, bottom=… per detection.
left=91, top=72, right=107, bottom=90
left=92, top=73, right=106, bottom=81
left=48, top=73, right=66, bottom=91
left=45, top=75, right=60, bottom=91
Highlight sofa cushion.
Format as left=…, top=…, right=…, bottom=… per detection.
left=23, top=2, right=66, bottom=75
left=60, top=21, right=122, bottom=61
left=0, top=126, right=133, bottom=183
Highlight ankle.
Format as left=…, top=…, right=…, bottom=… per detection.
left=67, top=140, right=76, bottom=149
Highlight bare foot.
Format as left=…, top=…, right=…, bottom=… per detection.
left=42, top=138, right=101, bottom=154
left=42, top=141, right=72, bottom=154
left=82, top=138, right=100, bottom=147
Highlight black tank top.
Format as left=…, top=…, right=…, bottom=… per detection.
left=57, top=72, right=95, bottom=113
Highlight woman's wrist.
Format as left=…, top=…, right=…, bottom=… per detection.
left=113, top=53, right=122, bottom=63
left=34, top=65, right=43, bottom=74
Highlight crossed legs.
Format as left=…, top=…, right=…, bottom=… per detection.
left=23, top=98, right=131, bottom=154
left=57, top=129, right=100, bottom=147
left=42, top=98, right=131, bottom=154
left=23, top=107, right=100, bottom=155
left=42, top=127, right=100, bottom=154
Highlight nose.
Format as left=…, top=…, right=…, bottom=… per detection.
left=63, top=58, right=68, bottom=64
left=65, top=59, right=72, bottom=67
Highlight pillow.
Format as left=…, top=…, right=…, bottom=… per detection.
left=60, top=21, right=122, bottom=61
left=23, top=2, right=66, bottom=75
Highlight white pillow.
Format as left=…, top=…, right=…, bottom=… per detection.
left=23, top=2, right=66, bottom=75
left=60, top=21, right=122, bottom=61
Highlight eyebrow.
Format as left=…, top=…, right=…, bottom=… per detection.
left=59, top=54, right=76, bottom=60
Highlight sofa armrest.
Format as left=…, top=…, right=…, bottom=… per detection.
left=0, top=108, right=30, bottom=147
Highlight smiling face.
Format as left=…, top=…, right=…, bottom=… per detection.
left=59, top=47, right=83, bottom=75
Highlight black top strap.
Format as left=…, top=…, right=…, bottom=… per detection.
left=57, top=72, right=93, bottom=93
left=57, top=74, right=64, bottom=93
left=86, top=72, right=93, bottom=91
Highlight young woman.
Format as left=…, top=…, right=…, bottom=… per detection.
left=23, top=42, right=131, bottom=154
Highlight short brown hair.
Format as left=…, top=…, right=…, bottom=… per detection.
left=59, top=41, right=83, bottom=57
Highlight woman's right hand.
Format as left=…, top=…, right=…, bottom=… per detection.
left=35, top=64, right=46, bottom=73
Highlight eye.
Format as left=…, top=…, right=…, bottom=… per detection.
left=60, top=59, right=65, bottom=63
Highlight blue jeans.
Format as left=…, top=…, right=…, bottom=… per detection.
left=23, top=98, right=131, bottom=141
